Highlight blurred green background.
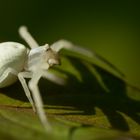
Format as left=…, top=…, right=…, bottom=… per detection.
left=0, top=0, right=139, bottom=88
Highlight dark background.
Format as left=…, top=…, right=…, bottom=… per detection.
left=0, top=0, right=139, bottom=88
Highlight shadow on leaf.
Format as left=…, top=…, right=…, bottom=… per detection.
left=0, top=56, right=140, bottom=133
left=42, top=56, right=140, bottom=132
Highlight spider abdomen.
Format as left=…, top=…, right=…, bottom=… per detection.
left=0, top=42, right=27, bottom=87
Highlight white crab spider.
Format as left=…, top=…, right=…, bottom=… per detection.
left=0, top=26, right=123, bottom=132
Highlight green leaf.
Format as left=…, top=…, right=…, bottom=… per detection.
left=0, top=53, right=140, bottom=140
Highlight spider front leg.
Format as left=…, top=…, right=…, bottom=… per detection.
left=18, top=72, right=36, bottom=112
left=28, top=71, right=52, bottom=132
left=50, top=39, right=94, bottom=57
left=43, top=71, right=66, bottom=85
left=0, top=68, right=35, bottom=112
left=50, top=39, right=124, bottom=77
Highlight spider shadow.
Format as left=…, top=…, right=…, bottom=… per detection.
left=0, top=56, right=140, bottom=132
left=41, top=56, right=140, bottom=132
left=0, top=81, right=29, bottom=102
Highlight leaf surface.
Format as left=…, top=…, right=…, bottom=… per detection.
left=0, top=52, right=139, bottom=140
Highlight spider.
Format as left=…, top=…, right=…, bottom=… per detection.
left=0, top=26, right=123, bottom=132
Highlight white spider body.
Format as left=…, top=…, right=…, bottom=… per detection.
left=0, top=26, right=122, bottom=132
left=0, top=42, right=27, bottom=88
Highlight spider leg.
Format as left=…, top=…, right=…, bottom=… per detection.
left=0, top=68, right=36, bottom=112
left=18, top=72, right=36, bottom=112
left=28, top=71, right=52, bottom=132
left=50, top=39, right=124, bottom=77
left=42, top=71, right=66, bottom=85
left=19, top=26, right=39, bottom=49
left=0, top=67, right=18, bottom=87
